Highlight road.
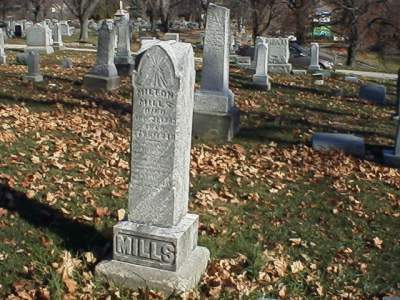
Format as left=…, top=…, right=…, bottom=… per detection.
left=335, top=69, right=398, bottom=81
left=5, top=43, right=96, bottom=53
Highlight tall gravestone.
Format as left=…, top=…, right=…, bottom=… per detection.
left=25, top=23, right=54, bottom=54
left=52, top=22, right=64, bottom=50
left=193, top=3, right=239, bottom=141
left=253, top=42, right=271, bottom=90
left=114, top=14, right=134, bottom=76
left=308, top=43, right=321, bottom=73
left=251, top=36, right=266, bottom=69
left=96, top=41, right=209, bottom=294
left=266, top=37, right=292, bottom=74
left=83, top=20, right=120, bottom=91
left=24, top=52, right=43, bottom=82
left=0, top=29, right=6, bottom=65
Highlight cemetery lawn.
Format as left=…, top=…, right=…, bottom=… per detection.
left=0, top=50, right=399, bottom=300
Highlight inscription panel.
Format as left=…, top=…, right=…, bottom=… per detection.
left=114, top=231, right=177, bottom=270
left=266, top=38, right=290, bottom=64
left=129, top=45, right=179, bottom=227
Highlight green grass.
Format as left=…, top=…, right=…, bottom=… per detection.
left=0, top=49, right=399, bottom=299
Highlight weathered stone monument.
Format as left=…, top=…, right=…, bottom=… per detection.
left=253, top=41, right=271, bottom=90
left=194, top=3, right=239, bottom=141
left=308, top=43, right=321, bottom=73
left=83, top=20, right=120, bottom=91
left=60, top=21, right=73, bottom=36
left=96, top=41, right=209, bottom=294
left=266, top=38, right=292, bottom=74
left=25, top=23, right=54, bottom=54
left=0, top=29, right=6, bottom=65
left=52, top=22, right=64, bottom=50
left=163, top=33, right=180, bottom=42
left=114, top=14, right=135, bottom=76
left=24, top=52, right=43, bottom=83
left=251, top=36, right=266, bottom=69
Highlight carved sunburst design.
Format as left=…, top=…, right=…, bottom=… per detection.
left=137, top=47, right=178, bottom=90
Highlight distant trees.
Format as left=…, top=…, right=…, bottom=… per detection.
left=328, top=0, right=387, bottom=66
left=287, top=0, right=314, bottom=45
left=63, top=0, right=101, bottom=42
left=247, top=0, right=281, bottom=43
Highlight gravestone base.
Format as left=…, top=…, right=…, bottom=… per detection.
left=25, top=46, right=54, bottom=54
left=292, top=69, right=307, bottom=75
left=383, top=150, right=400, bottom=168
left=83, top=74, right=120, bottom=92
left=24, top=74, right=43, bottom=83
left=96, top=246, right=209, bottom=295
left=252, top=75, right=271, bottom=90
left=115, top=63, right=135, bottom=76
left=0, top=55, right=6, bottom=65
left=53, top=44, right=65, bottom=51
left=312, top=132, right=365, bottom=157
left=115, top=56, right=135, bottom=76
left=192, top=107, right=240, bottom=142
left=268, top=64, right=292, bottom=74
left=308, top=65, right=321, bottom=73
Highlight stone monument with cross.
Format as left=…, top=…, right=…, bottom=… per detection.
left=114, top=2, right=135, bottom=76
left=83, top=20, right=120, bottom=91
left=96, top=41, right=209, bottom=294
left=193, top=3, right=240, bottom=141
left=253, top=41, right=271, bottom=90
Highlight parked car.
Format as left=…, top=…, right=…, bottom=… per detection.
left=289, top=41, right=335, bottom=69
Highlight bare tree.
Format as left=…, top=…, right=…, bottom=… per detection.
left=328, top=0, right=387, bottom=66
left=248, top=0, right=280, bottom=44
left=287, top=0, right=314, bottom=45
left=63, top=0, right=101, bottom=42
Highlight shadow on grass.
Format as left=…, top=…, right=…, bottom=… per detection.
left=0, top=88, right=132, bottom=116
left=238, top=110, right=394, bottom=145
left=0, top=183, right=110, bottom=258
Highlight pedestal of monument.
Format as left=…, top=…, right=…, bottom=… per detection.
left=252, top=74, right=271, bottom=90
left=83, top=73, right=120, bottom=91
left=268, top=64, right=292, bottom=74
left=96, top=214, right=209, bottom=294
left=193, top=90, right=240, bottom=141
left=115, top=56, right=135, bottom=76
left=25, top=46, right=54, bottom=54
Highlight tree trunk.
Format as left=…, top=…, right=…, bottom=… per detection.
left=34, top=7, right=40, bottom=22
left=346, top=42, right=357, bottom=66
left=79, top=18, right=89, bottom=42
left=295, top=11, right=305, bottom=45
left=251, top=3, right=259, bottom=45
left=160, top=14, right=169, bottom=33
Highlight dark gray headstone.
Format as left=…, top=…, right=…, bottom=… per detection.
left=312, top=132, right=365, bottom=157
left=62, top=58, right=73, bottom=69
left=16, top=53, right=28, bottom=65
left=359, top=84, right=386, bottom=104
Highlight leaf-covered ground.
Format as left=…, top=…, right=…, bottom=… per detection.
left=0, top=49, right=399, bottom=300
